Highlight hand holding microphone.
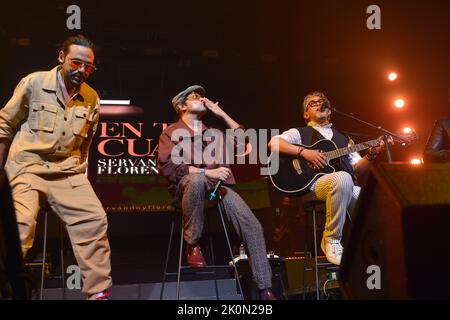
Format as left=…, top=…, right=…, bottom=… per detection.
left=206, top=167, right=231, bottom=200
left=209, top=180, right=223, bottom=200
left=205, top=167, right=232, bottom=181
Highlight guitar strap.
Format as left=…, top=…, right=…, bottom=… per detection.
left=311, top=127, right=322, bottom=144
left=295, top=126, right=325, bottom=145
left=331, top=128, right=356, bottom=180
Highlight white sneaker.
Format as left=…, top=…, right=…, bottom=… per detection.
left=320, top=238, right=343, bottom=265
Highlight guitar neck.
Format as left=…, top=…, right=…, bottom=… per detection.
left=325, top=138, right=379, bottom=160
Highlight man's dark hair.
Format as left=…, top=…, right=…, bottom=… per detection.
left=61, top=34, right=95, bottom=55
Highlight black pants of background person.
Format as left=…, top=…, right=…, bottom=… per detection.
left=0, top=169, right=30, bottom=299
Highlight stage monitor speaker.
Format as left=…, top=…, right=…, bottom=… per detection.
left=236, top=257, right=287, bottom=300
left=340, top=163, right=450, bottom=299
left=284, top=255, right=339, bottom=297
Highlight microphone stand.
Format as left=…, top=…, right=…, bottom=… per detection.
left=331, top=107, right=413, bottom=163
left=209, top=183, right=244, bottom=300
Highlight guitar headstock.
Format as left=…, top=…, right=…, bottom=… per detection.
left=384, top=134, right=395, bottom=145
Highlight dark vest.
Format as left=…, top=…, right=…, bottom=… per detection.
left=296, top=126, right=355, bottom=176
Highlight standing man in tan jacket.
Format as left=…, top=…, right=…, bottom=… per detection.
left=0, top=34, right=112, bottom=300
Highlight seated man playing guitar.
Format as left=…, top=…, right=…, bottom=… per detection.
left=422, top=85, right=450, bottom=163
left=268, top=91, right=386, bottom=265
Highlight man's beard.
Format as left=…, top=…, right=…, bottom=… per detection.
left=69, top=70, right=86, bottom=86
left=315, top=112, right=329, bottom=122
left=192, top=101, right=207, bottom=113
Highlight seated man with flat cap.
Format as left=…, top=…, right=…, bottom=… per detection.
left=157, top=85, right=276, bottom=300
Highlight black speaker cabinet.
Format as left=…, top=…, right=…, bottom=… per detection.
left=235, top=257, right=287, bottom=300
left=340, top=163, right=450, bottom=299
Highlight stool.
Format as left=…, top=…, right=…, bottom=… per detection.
left=39, top=208, right=66, bottom=300
left=300, top=193, right=338, bottom=300
left=160, top=197, right=244, bottom=300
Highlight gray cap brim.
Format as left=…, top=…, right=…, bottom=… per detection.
left=172, top=85, right=206, bottom=108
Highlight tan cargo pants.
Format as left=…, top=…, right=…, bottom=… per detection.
left=8, top=172, right=112, bottom=296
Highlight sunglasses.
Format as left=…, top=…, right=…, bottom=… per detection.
left=68, top=58, right=96, bottom=74
left=307, top=99, right=325, bottom=108
left=186, top=92, right=204, bottom=101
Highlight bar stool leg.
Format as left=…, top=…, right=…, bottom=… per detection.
left=208, top=235, right=220, bottom=300
left=39, top=210, right=48, bottom=300
left=312, top=207, right=320, bottom=300
left=217, top=197, right=244, bottom=300
left=59, top=221, right=66, bottom=300
left=176, top=216, right=184, bottom=300
left=303, top=210, right=308, bottom=299
left=160, top=215, right=175, bottom=300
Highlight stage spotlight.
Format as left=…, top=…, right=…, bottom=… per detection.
left=394, top=98, right=405, bottom=108
left=398, top=126, right=417, bottom=146
left=403, top=127, right=412, bottom=134
left=410, top=158, right=422, bottom=165
left=388, top=72, right=398, bottom=81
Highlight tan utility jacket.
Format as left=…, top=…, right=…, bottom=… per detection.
left=0, top=66, right=100, bottom=178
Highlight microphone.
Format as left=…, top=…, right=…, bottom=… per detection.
left=209, top=180, right=223, bottom=200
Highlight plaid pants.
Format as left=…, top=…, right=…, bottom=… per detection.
left=174, top=173, right=272, bottom=290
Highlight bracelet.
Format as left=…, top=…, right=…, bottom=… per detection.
left=297, top=146, right=305, bottom=157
